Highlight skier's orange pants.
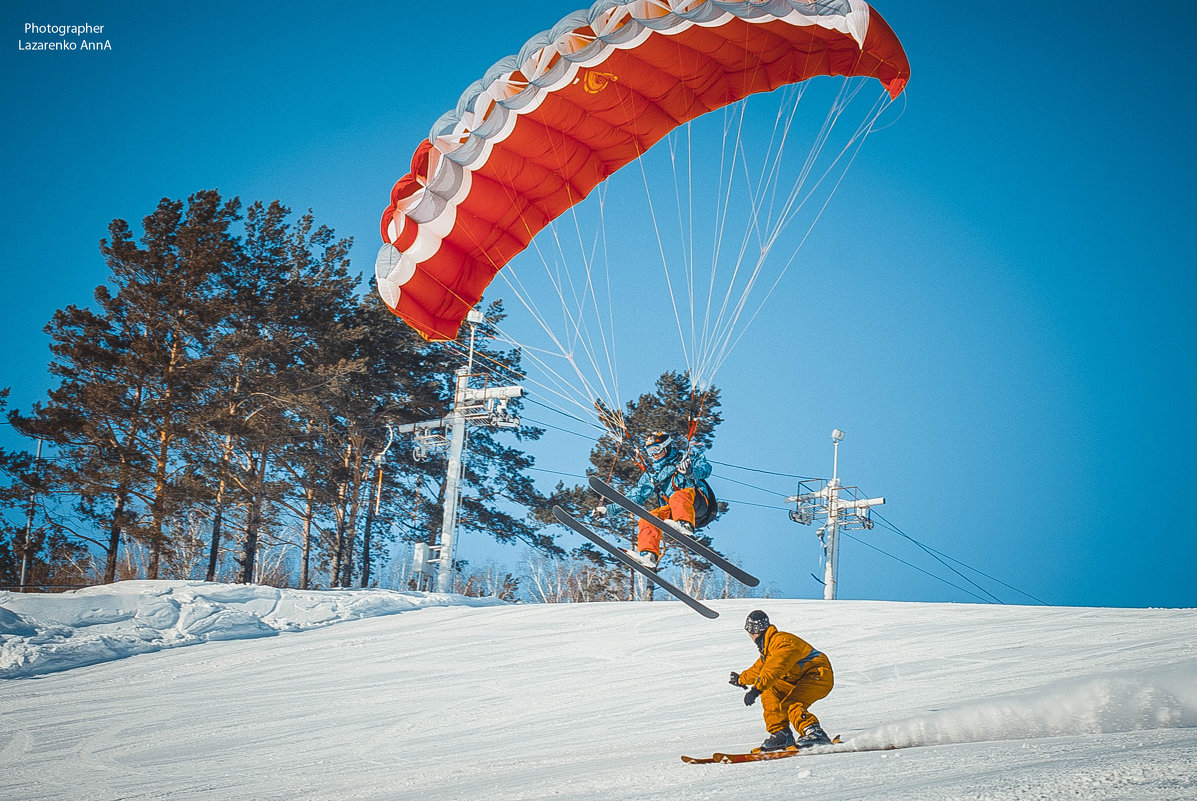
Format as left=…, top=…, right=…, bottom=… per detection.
left=760, top=665, right=834, bottom=736
left=636, top=487, right=696, bottom=557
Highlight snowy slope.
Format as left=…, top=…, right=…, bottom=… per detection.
left=1, top=584, right=1195, bottom=801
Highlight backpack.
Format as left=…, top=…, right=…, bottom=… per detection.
left=693, top=479, right=718, bottom=529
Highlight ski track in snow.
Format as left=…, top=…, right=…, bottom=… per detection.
left=1, top=583, right=1195, bottom=801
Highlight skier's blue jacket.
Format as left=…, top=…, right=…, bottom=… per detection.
left=623, top=448, right=711, bottom=511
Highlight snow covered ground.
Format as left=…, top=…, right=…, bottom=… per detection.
left=2, top=582, right=1195, bottom=801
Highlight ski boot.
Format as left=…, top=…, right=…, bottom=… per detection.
left=793, top=722, right=832, bottom=749
left=666, top=519, right=695, bottom=536
left=756, top=727, right=795, bottom=753
left=623, top=549, right=659, bottom=571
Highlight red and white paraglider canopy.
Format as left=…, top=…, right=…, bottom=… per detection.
left=376, top=0, right=909, bottom=342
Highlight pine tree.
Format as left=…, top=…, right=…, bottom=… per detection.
left=96, top=191, right=241, bottom=577
left=10, top=190, right=560, bottom=591
left=12, top=192, right=241, bottom=582
left=197, top=200, right=362, bottom=584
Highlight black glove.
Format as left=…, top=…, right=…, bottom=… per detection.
left=743, top=687, right=761, bottom=707
left=677, top=455, right=692, bottom=476
left=729, top=671, right=743, bottom=687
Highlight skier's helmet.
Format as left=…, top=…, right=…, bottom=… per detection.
left=645, top=432, right=673, bottom=462
left=745, top=610, right=770, bottom=635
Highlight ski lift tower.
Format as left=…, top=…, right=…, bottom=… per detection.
left=786, top=429, right=885, bottom=600
left=396, top=310, right=524, bottom=593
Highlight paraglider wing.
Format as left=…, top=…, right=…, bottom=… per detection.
left=376, top=0, right=910, bottom=341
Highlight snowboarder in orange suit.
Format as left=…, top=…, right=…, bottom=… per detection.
left=730, top=610, right=835, bottom=752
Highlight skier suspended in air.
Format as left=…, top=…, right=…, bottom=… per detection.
left=554, top=464, right=751, bottom=618
left=730, top=610, right=835, bottom=752
left=592, top=431, right=711, bottom=570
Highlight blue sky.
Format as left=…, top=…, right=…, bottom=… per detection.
left=3, top=1, right=1194, bottom=608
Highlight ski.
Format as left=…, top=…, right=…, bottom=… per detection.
left=683, top=749, right=809, bottom=764
left=551, top=505, right=719, bottom=619
left=683, top=748, right=819, bottom=764
left=681, top=737, right=909, bottom=765
left=588, top=476, right=760, bottom=587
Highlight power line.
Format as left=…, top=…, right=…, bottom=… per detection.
left=869, top=513, right=1004, bottom=604
left=720, top=496, right=790, bottom=511
left=709, top=459, right=820, bottom=482
left=520, top=415, right=596, bottom=441
left=525, top=465, right=586, bottom=480
left=872, top=512, right=1051, bottom=606
left=839, top=529, right=998, bottom=604
left=716, top=472, right=790, bottom=498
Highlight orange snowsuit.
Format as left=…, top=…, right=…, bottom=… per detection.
left=738, top=625, right=834, bottom=737
left=636, top=486, right=696, bottom=557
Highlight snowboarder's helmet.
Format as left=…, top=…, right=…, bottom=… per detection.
left=645, top=432, right=673, bottom=461
left=745, top=610, right=770, bottom=635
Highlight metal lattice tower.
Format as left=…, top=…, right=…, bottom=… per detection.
left=786, top=429, right=885, bottom=600
left=397, top=311, right=523, bottom=592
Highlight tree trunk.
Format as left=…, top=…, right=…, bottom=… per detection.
left=329, top=504, right=345, bottom=589
left=208, top=386, right=240, bottom=582
left=341, top=482, right=360, bottom=588
left=239, top=498, right=260, bottom=585
left=300, top=486, right=314, bottom=590
left=237, top=445, right=270, bottom=584
left=340, top=498, right=356, bottom=588
left=148, top=337, right=182, bottom=580
left=330, top=441, right=354, bottom=588
left=205, top=437, right=232, bottom=582
left=360, top=465, right=379, bottom=588
left=104, top=487, right=128, bottom=584
left=147, top=424, right=170, bottom=580
left=105, top=405, right=143, bottom=584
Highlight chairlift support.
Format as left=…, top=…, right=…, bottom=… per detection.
left=786, top=429, right=885, bottom=600
left=395, top=310, right=524, bottom=593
